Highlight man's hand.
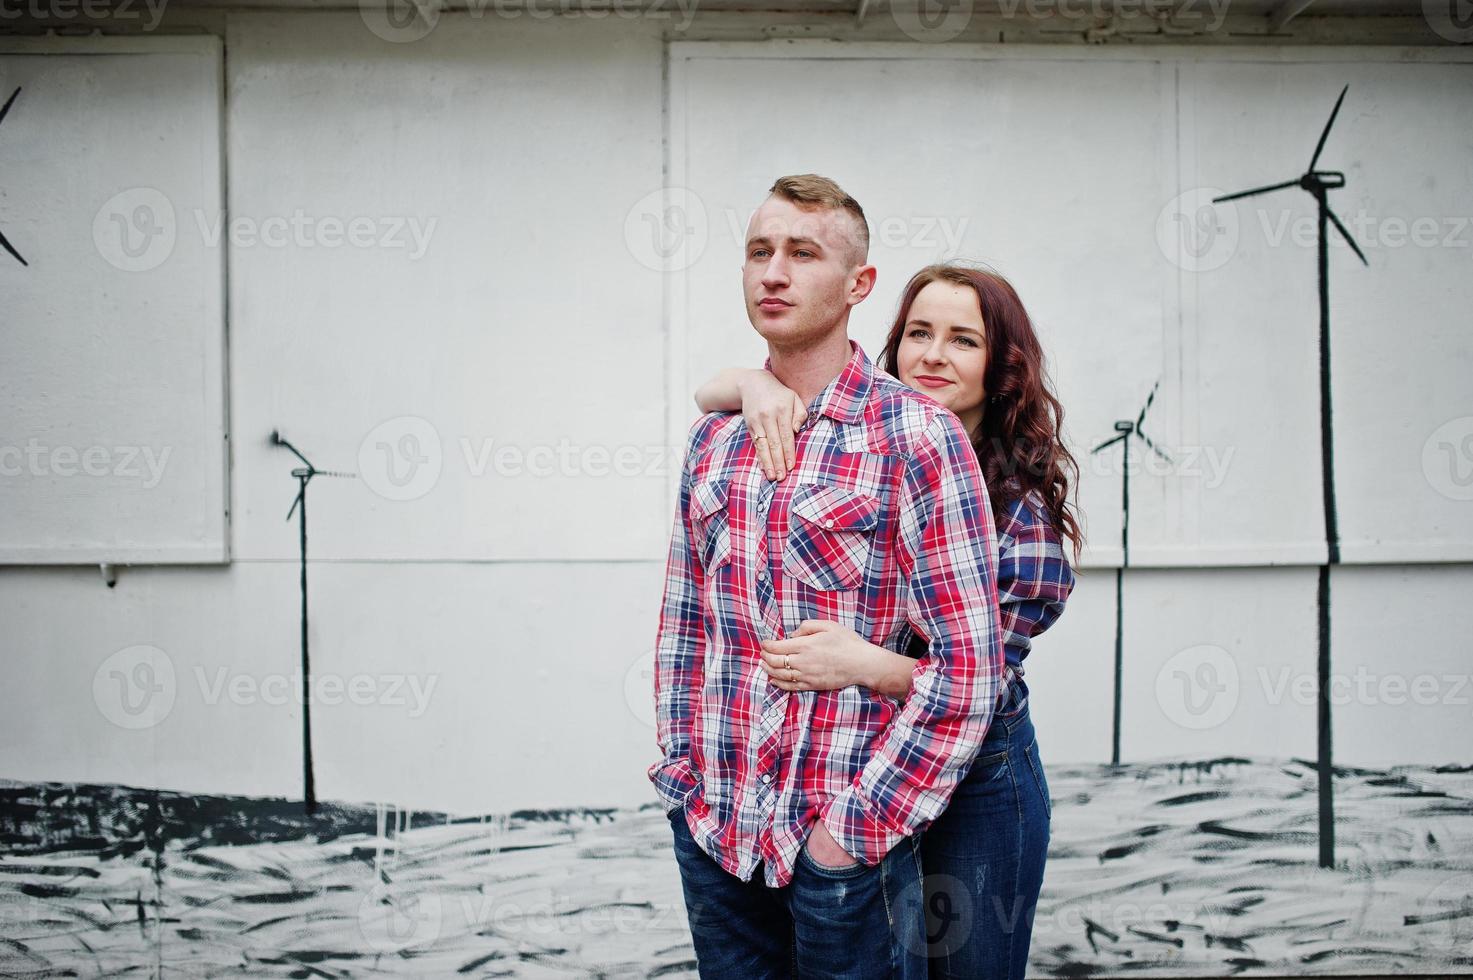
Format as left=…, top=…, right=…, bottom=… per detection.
left=805, top=819, right=859, bottom=868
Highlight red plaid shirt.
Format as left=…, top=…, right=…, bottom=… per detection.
left=649, top=341, right=1004, bottom=888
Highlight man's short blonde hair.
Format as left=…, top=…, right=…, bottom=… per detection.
left=768, top=174, right=870, bottom=267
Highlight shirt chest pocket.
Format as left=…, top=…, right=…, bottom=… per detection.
left=689, top=477, right=733, bottom=573
left=782, top=484, right=880, bottom=592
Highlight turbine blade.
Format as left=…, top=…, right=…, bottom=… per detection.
left=1137, top=431, right=1171, bottom=462
left=1213, top=179, right=1299, bottom=204
left=1092, top=433, right=1128, bottom=454
left=0, top=228, right=26, bottom=267
left=1307, top=84, right=1349, bottom=173
left=0, top=86, right=18, bottom=127
left=1136, top=380, right=1160, bottom=429
left=1326, top=207, right=1369, bottom=266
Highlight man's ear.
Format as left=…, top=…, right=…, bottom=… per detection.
left=847, top=263, right=877, bottom=307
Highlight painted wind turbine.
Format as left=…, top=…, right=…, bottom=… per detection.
left=271, top=431, right=357, bottom=813
left=0, top=86, right=27, bottom=267
left=1091, top=380, right=1170, bottom=767
left=1212, top=83, right=1367, bottom=870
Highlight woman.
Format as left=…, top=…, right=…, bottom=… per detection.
left=694, top=263, right=1082, bottom=980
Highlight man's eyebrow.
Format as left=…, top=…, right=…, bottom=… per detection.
left=745, top=235, right=826, bottom=251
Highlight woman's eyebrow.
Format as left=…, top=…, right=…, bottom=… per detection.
left=906, top=317, right=983, bottom=336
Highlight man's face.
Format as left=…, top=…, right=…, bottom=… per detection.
left=742, top=195, right=870, bottom=348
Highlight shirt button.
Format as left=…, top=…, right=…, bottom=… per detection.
left=760, top=773, right=772, bottom=784
left=824, top=519, right=835, bottom=529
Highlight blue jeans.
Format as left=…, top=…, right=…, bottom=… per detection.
left=668, top=808, right=928, bottom=979
left=919, top=704, right=1051, bottom=980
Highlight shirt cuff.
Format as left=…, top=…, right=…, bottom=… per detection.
left=820, top=782, right=912, bottom=867
left=647, top=755, right=699, bottom=815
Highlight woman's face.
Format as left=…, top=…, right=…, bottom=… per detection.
left=895, top=280, right=988, bottom=432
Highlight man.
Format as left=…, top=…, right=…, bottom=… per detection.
left=649, top=174, right=1003, bottom=978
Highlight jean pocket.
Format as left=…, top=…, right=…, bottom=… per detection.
left=973, top=746, right=1009, bottom=769
left=1024, top=737, right=1051, bottom=820
left=798, top=840, right=868, bottom=879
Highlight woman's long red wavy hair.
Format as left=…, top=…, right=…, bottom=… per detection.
left=879, top=264, right=1083, bottom=559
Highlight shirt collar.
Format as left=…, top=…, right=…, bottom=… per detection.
left=763, top=339, right=873, bottom=426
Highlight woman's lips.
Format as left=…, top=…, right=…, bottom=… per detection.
left=913, top=376, right=954, bottom=389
